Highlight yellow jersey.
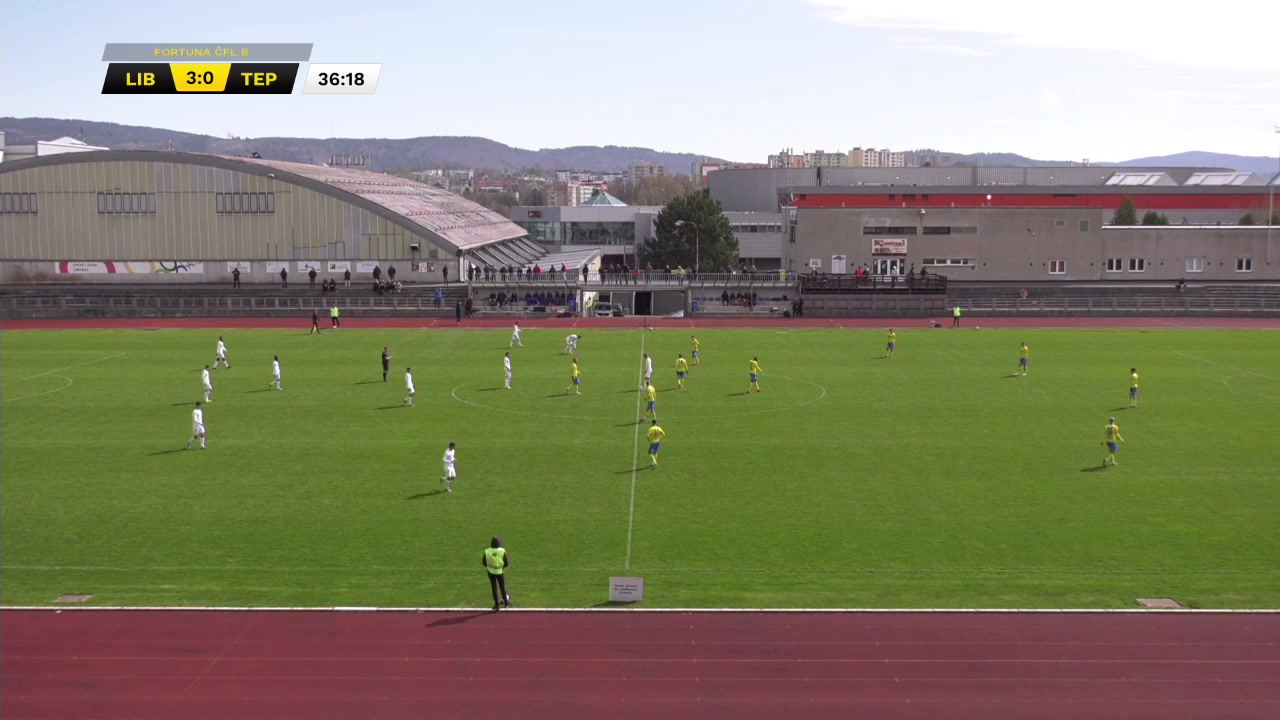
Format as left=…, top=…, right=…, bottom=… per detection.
left=676, top=358, right=688, bottom=372
left=692, top=339, right=700, bottom=352
left=750, top=360, right=761, bottom=374
left=646, top=386, right=656, bottom=402
left=887, top=331, right=897, bottom=344
left=647, top=425, right=665, bottom=443
left=1130, top=372, right=1139, bottom=388
left=571, top=363, right=580, bottom=378
left=1104, top=423, right=1122, bottom=442
left=1021, top=345, right=1030, bottom=359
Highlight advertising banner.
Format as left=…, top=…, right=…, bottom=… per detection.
left=55, top=261, right=204, bottom=274
left=296, top=261, right=323, bottom=273
left=265, top=261, right=289, bottom=273
left=226, top=261, right=251, bottom=272
left=355, top=261, right=381, bottom=273
left=326, top=261, right=351, bottom=273
left=871, top=238, right=908, bottom=256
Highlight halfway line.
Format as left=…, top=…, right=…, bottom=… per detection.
left=625, top=331, right=647, bottom=571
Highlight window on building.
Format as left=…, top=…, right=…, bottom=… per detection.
left=1055, top=219, right=1066, bottom=227
left=1128, top=258, right=1146, bottom=272
left=922, top=226, right=952, bottom=235
left=808, top=258, right=822, bottom=269
left=1186, top=257, right=1205, bottom=273
left=1105, top=258, right=1123, bottom=272
left=1236, top=258, right=1253, bottom=272
left=862, top=226, right=918, bottom=235
left=97, top=191, right=156, bottom=215
left=216, top=192, right=276, bottom=215
left=1049, top=260, right=1067, bottom=274
left=921, top=258, right=975, bottom=266
left=0, top=192, right=38, bottom=214
left=1079, top=219, right=1090, bottom=232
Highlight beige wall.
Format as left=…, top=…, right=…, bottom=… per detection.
left=0, top=160, right=451, bottom=262
left=788, top=207, right=1280, bottom=281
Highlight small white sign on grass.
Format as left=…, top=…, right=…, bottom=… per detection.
left=609, top=577, right=644, bottom=603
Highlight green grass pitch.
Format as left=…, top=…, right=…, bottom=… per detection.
left=2, top=325, right=1278, bottom=609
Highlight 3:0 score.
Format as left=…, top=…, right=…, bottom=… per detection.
left=303, top=64, right=382, bottom=94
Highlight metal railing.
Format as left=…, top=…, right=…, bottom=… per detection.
left=799, top=273, right=948, bottom=295
left=467, top=270, right=797, bottom=289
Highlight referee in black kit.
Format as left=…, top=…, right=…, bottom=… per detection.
left=381, top=346, right=392, bottom=382
left=483, top=536, right=511, bottom=611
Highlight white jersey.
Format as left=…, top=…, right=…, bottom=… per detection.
left=443, top=448, right=456, bottom=466
left=202, top=369, right=212, bottom=387
left=216, top=341, right=226, bottom=358
left=567, top=334, right=578, bottom=345
left=192, top=408, right=205, bottom=432
left=504, top=357, right=512, bottom=372
left=272, top=360, right=281, bottom=377
left=405, top=372, right=415, bottom=393
left=512, top=324, right=521, bottom=338
left=644, top=357, right=653, bottom=375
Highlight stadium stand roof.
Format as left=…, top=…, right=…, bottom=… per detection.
left=581, top=190, right=627, bottom=206
left=0, top=150, right=528, bottom=255
left=1104, top=172, right=1177, bottom=186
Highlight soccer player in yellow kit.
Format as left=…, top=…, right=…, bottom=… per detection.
left=645, top=382, right=657, bottom=420
left=691, top=336, right=701, bottom=366
left=885, top=329, right=897, bottom=358
left=1018, top=342, right=1030, bottom=376
left=747, top=357, right=763, bottom=394
left=1103, top=417, right=1124, bottom=467
left=567, top=358, right=581, bottom=395
left=647, top=420, right=666, bottom=468
left=675, top=354, right=689, bottom=389
left=1129, top=368, right=1139, bottom=408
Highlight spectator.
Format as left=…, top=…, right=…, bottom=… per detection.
left=388, top=265, right=397, bottom=283
left=280, top=267, right=288, bottom=288
left=309, top=268, right=317, bottom=287
left=373, top=265, right=382, bottom=282
left=455, top=300, right=462, bottom=325
left=344, top=268, right=351, bottom=287
left=232, top=267, right=241, bottom=288
left=435, top=287, right=443, bottom=308
left=483, top=536, right=512, bottom=611
left=442, top=264, right=449, bottom=284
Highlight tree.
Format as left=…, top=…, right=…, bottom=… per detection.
left=1140, top=211, right=1170, bottom=226
left=1239, top=213, right=1257, bottom=225
left=523, top=186, right=546, bottom=206
left=1112, top=197, right=1138, bottom=225
left=641, top=193, right=738, bottom=272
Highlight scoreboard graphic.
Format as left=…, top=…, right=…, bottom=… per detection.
left=99, top=44, right=380, bottom=95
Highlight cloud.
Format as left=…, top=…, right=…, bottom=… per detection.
left=889, top=37, right=991, bottom=56
left=804, top=0, right=1280, bottom=73
left=1040, top=88, right=1061, bottom=110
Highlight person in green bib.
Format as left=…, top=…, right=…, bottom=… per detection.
left=330, top=305, right=341, bottom=329
left=952, top=305, right=962, bottom=328
left=483, top=536, right=511, bottom=611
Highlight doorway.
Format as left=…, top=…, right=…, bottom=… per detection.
left=874, top=258, right=904, bottom=276
left=831, top=255, right=847, bottom=274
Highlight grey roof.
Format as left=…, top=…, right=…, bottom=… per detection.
left=1182, top=172, right=1264, bottom=186
left=778, top=183, right=1276, bottom=196
left=0, top=150, right=526, bottom=254
left=1104, top=172, right=1177, bottom=186
left=582, top=190, right=627, bottom=206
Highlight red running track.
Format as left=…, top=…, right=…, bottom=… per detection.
left=2, top=610, right=1277, bottom=720
left=4, top=316, right=1280, bottom=331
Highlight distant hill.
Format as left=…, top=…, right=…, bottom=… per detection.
left=3, top=118, right=1275, bottom=177
left=0, top=117, right=722, bottom=174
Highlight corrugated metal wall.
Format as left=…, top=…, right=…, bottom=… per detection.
left=0, top=160, right=449, bottom=261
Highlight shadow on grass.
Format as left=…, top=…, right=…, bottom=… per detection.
left=615, top=466, right=649, bottom=475
left=244, top=389, right=272, bottom=393
left=378, top=405, right=405, bottom=410
left=168, top=402, right=194, bottom=406
left=1005, top=373, right=1023, bottom=378
left=872, top=356, right=888, bottom=360
left=1111, top=407, right=1132, bottom=412
left=545, top=392, right=574, bottom=398
left=149, top=448, right=188, bottom=456
left=615, top=419, right=643, bottom=427
left=406, top=489, right=447, bottom=500
left=476, top=388, right=502, bottom=392
left=425, top=612, right=488, bottom=628
left=354, top=380, right=382, bottom=385
left=727, top=391, right=750, bottom=397
left=1080, top=465, right=1108, bottom=473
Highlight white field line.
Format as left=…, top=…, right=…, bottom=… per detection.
left=0, top=374, right=74, bottom=404
left=1173, top=351, right=1280, bottom=383
left=625, top=331, right=647, bottom=571
left=2, top=351, right=128, bottom=386
left=2, top=605, right=1277, bottom=614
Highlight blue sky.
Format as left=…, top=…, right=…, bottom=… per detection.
left=3, top=0, right=1278, bottom=163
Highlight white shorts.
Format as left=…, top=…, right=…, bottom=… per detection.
left=505, top=370, right=512, bottom=378
left=407, top=388, right=415, bottom=395
left=273, top=373, right=281, bottom=381
left=203, top=384, right=212, bottom=392
left=444, top=463, right=456, bottom=478
left=193, top=423, right=205, bottom=436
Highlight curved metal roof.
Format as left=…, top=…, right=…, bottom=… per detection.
left=0, top=150, right=527, bottom=254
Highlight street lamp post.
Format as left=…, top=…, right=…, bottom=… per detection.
left=674, top=220, right=701, bottom=275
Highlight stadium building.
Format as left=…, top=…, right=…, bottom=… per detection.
left=0, top=150, right=547, bottom=284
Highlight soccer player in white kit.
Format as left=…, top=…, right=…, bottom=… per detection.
left=187, top=401, right=207, bottom=449
left=504, top=352, right=512, bottom=389
left=404, top=367, right=416, bottom=407
left=510, top=323, right=523, bottom=348
left=641, top=353, right=653, bottom=389
left=270, top=355, right=283, bottom=390
left=201, top=365, right=213, bottom=402
left=214, top=337, right=231, bottom=369
left=441, top=442, right=457, bottom=492
left=565, top=334, right=579, bottom=354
